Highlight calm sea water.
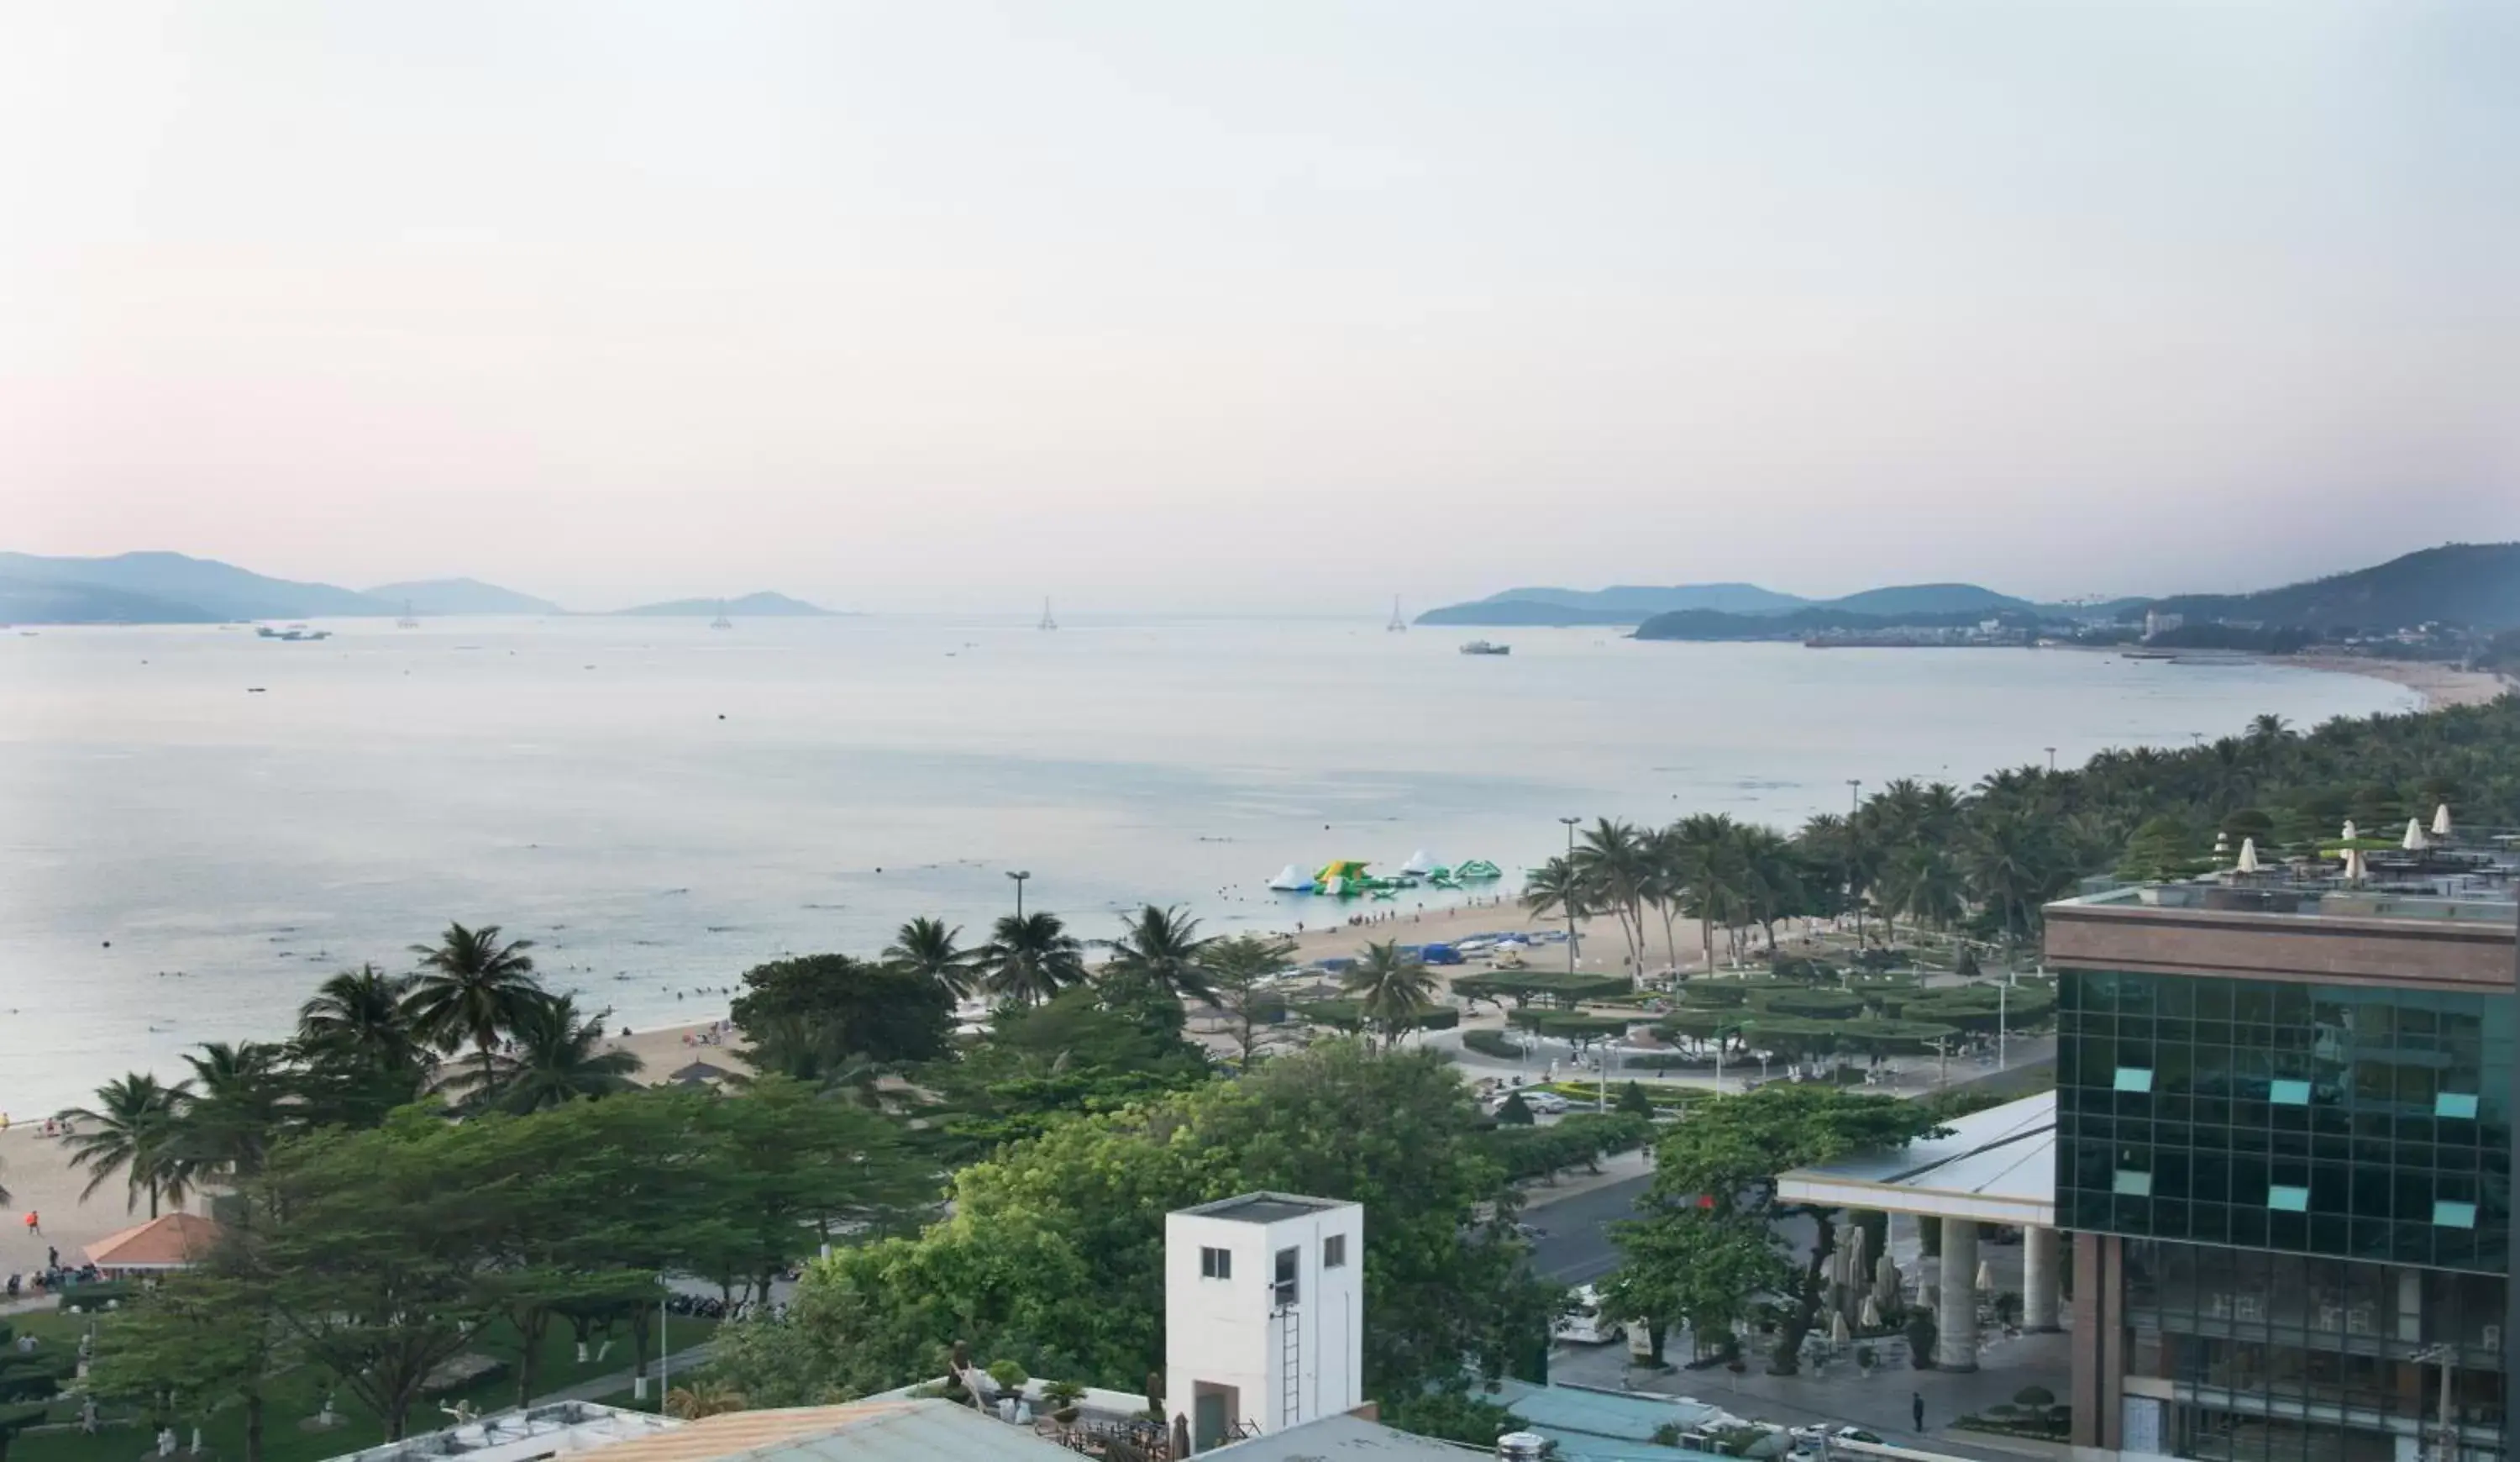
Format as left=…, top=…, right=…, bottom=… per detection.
left=0, top=615, right=2410, bottom=1112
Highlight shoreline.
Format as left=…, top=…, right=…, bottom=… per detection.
left=2267, top=654, right=2509, bottom=710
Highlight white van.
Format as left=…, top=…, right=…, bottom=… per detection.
left=1554, top=1285, right=1624, bottom=1344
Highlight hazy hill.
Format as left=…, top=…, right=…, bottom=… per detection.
left=2142, top=543, right=2520, bottom=632
left=609, top=591, right=836, bottom=617
left=0, top=574, right=223, bottom=624
left=1421, top=579, right=2036, bottom=626
left=369, top=577, right=564, bottom=615
left=1822, top=583, right=2037, bottom=617
left=0, top=551, right=391, bottom=620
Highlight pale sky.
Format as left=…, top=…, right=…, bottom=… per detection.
left=3, top=2, right=2514, bottom=613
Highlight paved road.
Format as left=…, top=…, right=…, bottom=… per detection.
left=1526, top=1173, right=1652, bottom=1286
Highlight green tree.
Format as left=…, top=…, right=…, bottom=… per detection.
left=461, top=993, right=643, bottom=1113
left=979, top=911, right=1087, bottom=1007
left=1605, top=1085, right=1941, bottom=1375
left=1341, top=941, right=1436, bottom=1050
left=90, top=1270, right=290, bottom=1462
left=1495, top=1090, right=1536, bottom=1126
left=407, top=921, right=545, bottom=1095
left=1200, top=933, right=1296, bottom=1065
left=764, top=1041, right=1555, bottom=1402
left=917, top=986, right=1212, bottom=1160
left=293, top=965, right=428, bottom=1128
left=59, top=1071, right=194, bottom=1217
left=729, top=954, right=954, bottom=1068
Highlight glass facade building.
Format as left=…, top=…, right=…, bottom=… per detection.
left=2056, top=965, right=2512, bottom=1462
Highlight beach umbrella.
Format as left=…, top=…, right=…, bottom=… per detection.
left=1861, top=1295, right=1883, bottom=1330
left=1974, top=1260, right=1994, bottom=1292
left=2236, top=838, right=2260, bottom=874
left=1831, top=1312, right=1852, bottom=1344
left=2402, top=818, right=2428, bottom=852
left=2341, top=819, right=2358, bottom=842
left=2344, top=848, right=2367, bottom=883
left=1875, top=1254, right=1900, bottom=1306
left=2432, top=803, right=2454, bottom=838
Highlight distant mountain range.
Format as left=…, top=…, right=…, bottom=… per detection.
left=0, top=551, right=836, bottom=623
left=1421, top=544, right=2520, bottom=638
left=368, top=577, right=564, bottom=616
left=1417, top=580, right=2097, bottom=626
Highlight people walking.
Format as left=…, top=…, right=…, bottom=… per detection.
left=1912, top=1392, right=1925, bottom=1432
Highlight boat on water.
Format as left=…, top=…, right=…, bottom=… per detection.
left=255, top=626, right=333, bottom=642
left=1458, top=640, right=1510, bottom=656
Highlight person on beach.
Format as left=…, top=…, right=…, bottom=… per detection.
left=21, top=1212, right=37, bottom=1237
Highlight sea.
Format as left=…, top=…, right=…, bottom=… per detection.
left=0, top=615, right=2412, bottom=1114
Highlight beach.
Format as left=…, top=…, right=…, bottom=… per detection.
left=2279, top=655, right=2509, bottom=710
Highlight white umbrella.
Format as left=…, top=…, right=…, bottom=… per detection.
left=1830, top=1312, right=1852, bottom=1344
left=2344, top=848, right=2367, bottom=882
left=1974, top=1260, right=1993, bottom=1292
left=2236, top=838, right=2260, bottom=874
left=1860, top=1294, right=1883, bottom=1329
left=2342, top=819, right=2359, bottom=841
left=2432, top=803, right=2453, bottom=838
left=2402, top=818, right=2428, bottom=852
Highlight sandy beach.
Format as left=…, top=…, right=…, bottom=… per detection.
left=2280, top=655, right=2510, bottom=710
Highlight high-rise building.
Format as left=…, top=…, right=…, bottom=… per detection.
left=2046, top=876, right=2514, bottom=1462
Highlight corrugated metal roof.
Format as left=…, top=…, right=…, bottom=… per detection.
left=1205, top=1412, right=1484, bottom=1459
left=1773, top=1091, right=2054, bottom=1223
left=564, top=1401, right=1076, bottom=1462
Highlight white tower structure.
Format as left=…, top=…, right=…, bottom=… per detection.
left=1164, top=1192, right=1364, bottom=1454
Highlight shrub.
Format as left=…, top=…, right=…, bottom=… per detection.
left=1497, top=1091, right=1536, bottom=1126
left=1615, top=1081, right=1656, bottom=1118
left=2014, top=1386, right=2055, bottom=1409
left=986, top=1359, right=1029, bottom=1394
left=1463, top=1028, right=1527, bottom=1060
left=1904, top=1310, right=1938, bottom=1370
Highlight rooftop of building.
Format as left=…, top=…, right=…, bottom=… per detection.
left=1776, top=1091, right=2054, bottom=1226
left=2053, top=819, right=2519, bottom=928
left=559, top=1402, right=1076, bottom=1462
left=324, top=1402, right=680, bottom=1462
left=1177, top=1191, right=1354, bottom=1224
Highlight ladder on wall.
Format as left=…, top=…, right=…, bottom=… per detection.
left=1276, top=1302, right=1301, bottom=1429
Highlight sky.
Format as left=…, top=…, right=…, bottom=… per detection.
left=3, top=2, right=2515, bottom=614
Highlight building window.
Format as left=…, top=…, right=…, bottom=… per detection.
left=1273, top=1246, right=1299, bottom=1305
left=2432, top=1201, right=2477, bottom=1229
left=1200, top=1247, right=1231, bottom=1281
left=2268, top=1185, right=2309, bottom=1212
left=2269, top=1079, right=2311, bottom=1106
left=1323, top=1234, right=1347, bottom=1270
left=2435, top=1091, right=2479, bottom=1119
left=2113, top=1170, right=2153, bottom=1196
left=2113, top=1066, right=2154, bottom=1093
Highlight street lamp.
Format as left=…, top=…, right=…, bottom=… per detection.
left=1006, top=870, right=1032, bottom=920
left=2044, top=746, right=2057, bottom=772
left=2412, top=1344, right=2456, bottom=1462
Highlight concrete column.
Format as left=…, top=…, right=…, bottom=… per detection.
left=1936, top=1218, right=1979, bottom=1372
left=2024, top=1226, right=2061, bottom=1332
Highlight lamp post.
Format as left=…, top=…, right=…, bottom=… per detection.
left=2044, top=746, right=2057, bottom=773
left=1006, top=870, right=1031, bottom=920
left=2412, top=1344, right=2454, bottom=1462
left=1558, top=817, right=1581, bottom=978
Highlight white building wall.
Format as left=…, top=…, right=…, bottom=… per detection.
left=1163, top=1198, right=1364, bottom=1448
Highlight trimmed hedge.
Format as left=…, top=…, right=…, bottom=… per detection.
left=1483, top=1112, right=1656, bottom=1181
left=1463, top=1028, right=1528, bottom=1060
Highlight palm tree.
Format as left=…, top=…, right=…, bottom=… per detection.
left=175, top=1041, right=291, bottom=1184
left=297, top=964, right=420, bottom=1068
left=407, top=922, right=545, bottom=1092
left=2247, top=713, right=2293, bottom=750
left=735, top=1015, right=884, bottom=1104
left=1878, top=845, right=1966, bottom=933
left=1572, top=819, right=1652, bottom=973
left=59, top=1073, right=193, bottom=1217
left=1521, top=855, right=1588, bottom=933
left=884, top=917, right=977, bottom=1000
left=1105, top=903, right=1220, bottom=1004
left=1665, top=814, right=1749, bottom=975
left=460, top=994, right=643, bottom=1113
left=979, top=911, right=1086, bottom=1007
left=1341, top=941, right=1436, bottom=1051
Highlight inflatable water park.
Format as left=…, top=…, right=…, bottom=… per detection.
left=1265, top=850, right=1504, bottom=899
